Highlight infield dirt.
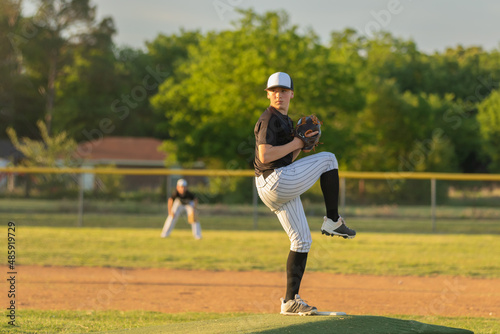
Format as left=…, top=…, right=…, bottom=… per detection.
left=15, top=265, right=499, bottom=317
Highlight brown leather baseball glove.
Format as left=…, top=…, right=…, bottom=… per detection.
left=294, top=115, right=322, bottom=152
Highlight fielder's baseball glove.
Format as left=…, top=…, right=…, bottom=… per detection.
left=295, top=114, right=322, bottom=152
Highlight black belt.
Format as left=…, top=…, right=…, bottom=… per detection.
left=262, top=169, right=274, bottom=180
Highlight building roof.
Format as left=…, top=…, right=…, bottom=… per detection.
left=77, top=137, right=167, bottom=166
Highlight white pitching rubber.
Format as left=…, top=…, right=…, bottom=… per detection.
left=316, top=311, right=347, bottom=316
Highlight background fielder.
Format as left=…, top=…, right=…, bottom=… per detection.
left=160, top=178, right=202, bottom=240
left=254, top=72, right=356, bottom=315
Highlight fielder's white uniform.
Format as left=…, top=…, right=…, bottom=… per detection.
left=256, top=152, right=338, bottom=252
left=161, top=196, right=202, bottom=240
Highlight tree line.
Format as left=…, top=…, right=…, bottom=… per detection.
left=2, top=1, right=500, bottom=174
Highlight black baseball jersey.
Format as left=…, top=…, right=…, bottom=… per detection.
left=170, top=190, right=196, bottom=205
left=254, top=106, right=294, bottom=177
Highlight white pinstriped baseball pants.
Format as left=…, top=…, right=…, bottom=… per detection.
left=255, top=152, right=339, bottom=253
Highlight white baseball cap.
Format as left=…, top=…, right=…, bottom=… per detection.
left=177, top=179, right=188, bottom=187
left=265, top=72, right=294, bottom=91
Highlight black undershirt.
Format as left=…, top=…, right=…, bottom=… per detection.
left=171, top=190, right=195, bottom=205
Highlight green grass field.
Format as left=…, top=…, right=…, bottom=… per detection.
left=10, top=228, right=500, bottom=277
left=2, top=211, right=500, bottom=236
left=1, top=198, right=500, bottom=234
left=1, top=228, right=499, bottom=333
left=5, top=310, right=499, bottom=333
left=1, top=199, right=499, bottom=333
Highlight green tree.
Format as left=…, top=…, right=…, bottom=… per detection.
left=477, top=90, right=500, bottom=172
left=425, top=46, right=500, bottom=102
left=145, top=29, right=200, bottom=79
left=151, top=10, right=365, bottom=168
left=0, top=0, right=21, bottom=120
left=121, top=29, right=203, bottom=139
left=7, top=120, right=80, bottom=197
left=17, top=0, right=97, bottom=134
left=108, top=46, right=161, bottom=138
left=0, top=0, right=44, bottom=139
left=7, top=120, right=78, bottom=167
left=332, top=30, right=489, bottom=174
left=52, top=16, right=123, bottom=141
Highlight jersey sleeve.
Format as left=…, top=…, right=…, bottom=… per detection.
left=255, top=119, right=268, bottom=146
left=255, top=112, right=279, bottom=147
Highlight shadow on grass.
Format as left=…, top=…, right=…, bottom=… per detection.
left=252, top=316, right=474, bottom=334
left=102, top=314, right=474, bottom=334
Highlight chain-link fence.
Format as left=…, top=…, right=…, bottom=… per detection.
left=1, top=167, right=499, bottom=234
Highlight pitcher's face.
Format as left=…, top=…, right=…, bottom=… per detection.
left=267, top=87, right=294, bottom=113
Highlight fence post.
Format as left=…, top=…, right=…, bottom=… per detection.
left=431, top=178, right=436, bottom=232
left=253, top=178, right=258, bottom=230
left=77, top=173, right=84, bottom=227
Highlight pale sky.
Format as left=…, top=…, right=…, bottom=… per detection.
left=24, top=0, right=500, bottom=54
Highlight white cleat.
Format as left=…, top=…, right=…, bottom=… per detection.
left=280, top=294, right=318, bottom=316
left=321, top=216, right=356, bottom=239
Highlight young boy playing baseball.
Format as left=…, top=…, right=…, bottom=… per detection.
left=254, top=72, right=356, bottom=315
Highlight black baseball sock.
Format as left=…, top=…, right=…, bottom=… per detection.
left=285, top=250, right=308, bottom=302
left=320, top=169, right=340, bottom=221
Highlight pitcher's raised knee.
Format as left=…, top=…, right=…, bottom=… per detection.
left=317, top=151, right=338, bottom=170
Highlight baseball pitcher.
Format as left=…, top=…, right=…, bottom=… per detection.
left=254, top=72, right=356, bottom=315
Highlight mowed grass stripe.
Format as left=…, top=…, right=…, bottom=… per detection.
left=9, top=227, right=500, bottom=277
left=3, top=311, right=490, bottom=334
left=2, top=211, right=500, bottom=234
